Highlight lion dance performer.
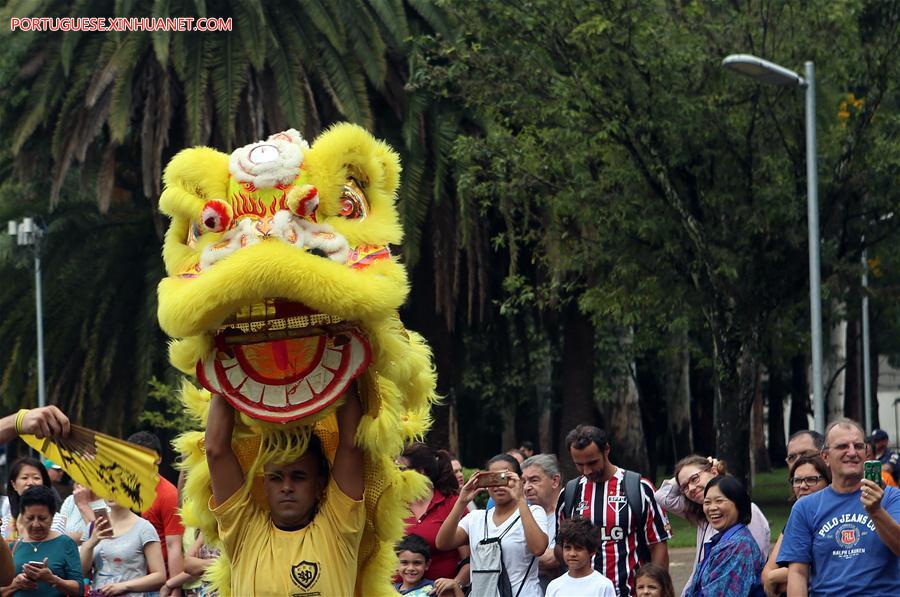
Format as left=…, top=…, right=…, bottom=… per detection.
left=156, top=124, right=438, bottom=596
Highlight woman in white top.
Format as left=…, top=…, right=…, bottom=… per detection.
left=435, top=453, right=548, bottom=597
left=1, top=458, right=63, bottom=541
left=653, top=455, right=770, bottom=596
left=79, top=498, right=165, bottom=596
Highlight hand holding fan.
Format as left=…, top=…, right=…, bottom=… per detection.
left=20, top=424, right=159, bottom=512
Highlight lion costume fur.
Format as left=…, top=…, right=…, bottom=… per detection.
left=156, top=123, right=437, bottom=595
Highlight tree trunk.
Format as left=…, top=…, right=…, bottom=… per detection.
left=825, top=301, right=847, bottom=422
left=502, top=403, right=517, bottom=452
left=844, top=317, right=861, bottom=421
left=767, top=363, right=787, bottom=465
left=605, top=357, right=650, bottom=476
left=662, top=329, right=693, bottom=460
left=557, top=303, right=597, bottom=479
left=789, top=354, right=810, bottom=433
left=712, top=326, right=757, bottom=490
left=536, top=341, right=554, bottom=453
left=751, top=368, right=770, bottom=474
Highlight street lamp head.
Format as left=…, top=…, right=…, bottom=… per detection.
left=7, top=220, right=16, bottom=236
left=722, top=54, right=805, bottom=87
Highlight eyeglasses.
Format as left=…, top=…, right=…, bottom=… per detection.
left=790, top=475, right=824, bottom=487
left=679, top=472, right=703, bottom=494
left=824, top=443, right=865, bottom=453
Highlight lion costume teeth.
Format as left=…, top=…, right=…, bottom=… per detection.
left=158, top=123, right=437, bottom=596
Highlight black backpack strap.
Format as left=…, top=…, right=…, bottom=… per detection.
left=514, top=556, right=536, bottom=597
left=622, top=469, right=651, bottom=563
left=562, top=477, right=581, bottom=519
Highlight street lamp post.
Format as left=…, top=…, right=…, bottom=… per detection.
left=722, top=54, right=825, bottom=434
left=7, top=217, right=46, bottom=409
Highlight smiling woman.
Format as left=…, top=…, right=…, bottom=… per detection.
left=653, top=455, right=770, bottom=595
left=685, top=476, right=765, bottom=597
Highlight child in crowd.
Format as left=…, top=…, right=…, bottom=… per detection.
left=635, top=563, right=675, bottom=597
left=545, top=518, right=615, bottom=597
left=394, top=534, right=436, bottom=596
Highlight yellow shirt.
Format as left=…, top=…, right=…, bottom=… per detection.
left=211, top=477, right=364, bottom=596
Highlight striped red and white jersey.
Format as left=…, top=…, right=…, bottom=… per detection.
left=555, top=468, right=672, bottom=597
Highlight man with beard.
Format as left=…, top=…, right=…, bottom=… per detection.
left=555, top=425, right=671, bottom=597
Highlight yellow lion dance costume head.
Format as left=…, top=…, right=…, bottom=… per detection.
left=157, top=124, right=437, bottom=595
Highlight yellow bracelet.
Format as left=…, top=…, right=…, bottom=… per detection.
left=15, top=409, right=29, bottom=435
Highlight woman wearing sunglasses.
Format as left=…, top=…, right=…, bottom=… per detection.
left=761, top=454, right=830, bottom=597
left=654, top=455, right=770, bottom=595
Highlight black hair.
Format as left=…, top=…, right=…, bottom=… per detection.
left=704, top=475, right=752, bottom=525
left=565, top=425, right=608, bottom=452
left=127, top=431, right=163, bottom=456
left=788, top=430, right=825, bottom=451
left=486, top=453, right=522, bottom=476
left=519, top=440, right=535, bottom=453
left=401, top=443, right=459, bottom=496
left=557, top=517, right=598, bottom=553
left=19, top=485, right=58, bottom=516
left=396, top=533, right=430, bottom=560
left=7, top=457, right=51, bottom=518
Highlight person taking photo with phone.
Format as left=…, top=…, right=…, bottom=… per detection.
left=779, top=418, right=900, bottom=596
left=2, top=485, right=82, bottom=596
left=79, top=496, right=165, bottom=596
left=435, top=453, right=548, bottom=597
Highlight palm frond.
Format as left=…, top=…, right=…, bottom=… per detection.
left=316, top=41, right=372, bottom=127
left=298, top=0, right=347, bottom=54
left=211, top=33, right=250, bottom=147
left=368, top=0, right=410, bottom=49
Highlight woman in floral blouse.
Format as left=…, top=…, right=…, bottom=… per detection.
left=686, top=475, right=765, bottom=596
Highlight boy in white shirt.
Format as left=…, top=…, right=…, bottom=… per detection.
left=546, top=518, right=616, bottom=597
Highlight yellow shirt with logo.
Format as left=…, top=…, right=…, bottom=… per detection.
left=211, top=477, right=364, bottom=596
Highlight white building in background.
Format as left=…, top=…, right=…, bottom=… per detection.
left=876, top=356, right=900, bottom=448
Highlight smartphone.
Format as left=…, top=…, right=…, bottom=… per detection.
left=864, top=460, right=884, bottom=488
left=475, top=471, right=509, bottom=488
left=26, top=561, right=45, bottom=568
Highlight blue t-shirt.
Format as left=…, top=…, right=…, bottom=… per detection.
left=778, top=485, right=900, bottom=596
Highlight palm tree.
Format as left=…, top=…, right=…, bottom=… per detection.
left=0, top=0, right=471, bottom=433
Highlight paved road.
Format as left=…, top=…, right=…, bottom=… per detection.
left=669, top=546, right=696, bottom=593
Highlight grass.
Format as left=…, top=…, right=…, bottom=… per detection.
left=663, top=467, right=793, bottom=549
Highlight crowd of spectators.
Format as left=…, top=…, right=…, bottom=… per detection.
left=0, top=404, right=898, bottom=596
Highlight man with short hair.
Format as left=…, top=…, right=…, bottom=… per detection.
left=205, top=386, right=365, bottom=595
left=785, top=429, right=824, bottom=469
left=555, top=425, right=671, bottom=597
left=871, top=428, right=899, bottom=483
left=127, top=430, right=185, bottom=596
left=522, top=453, right=564, bottom=590
left=779, top=418, right=900, bottom=596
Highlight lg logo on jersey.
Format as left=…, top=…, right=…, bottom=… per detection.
left=599, top=526, right=625, bottom=541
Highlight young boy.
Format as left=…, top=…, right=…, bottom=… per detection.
left=546, top=517, right=616, bottom=597
left=394, top=534, right=436, bottom=596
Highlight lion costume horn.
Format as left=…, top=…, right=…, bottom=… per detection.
left=157, top=123, right=438, bottom=596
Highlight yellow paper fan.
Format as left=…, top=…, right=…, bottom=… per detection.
left=21, top=424, right=159, bottom=512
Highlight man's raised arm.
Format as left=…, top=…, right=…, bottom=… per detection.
left=331, top=384, right=364, bottom=500
left=205, top=395, right=245, bottom=506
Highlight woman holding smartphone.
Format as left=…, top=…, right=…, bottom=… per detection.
left=435, top=453, right=548, bottom=597
left=79, top=497, right=165, bottom=596
left=1, top=485, right=82, bottom=596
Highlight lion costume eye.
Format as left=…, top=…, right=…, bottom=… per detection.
left=339, top=179, right=369, bottom=220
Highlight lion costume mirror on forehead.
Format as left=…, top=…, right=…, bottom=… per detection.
left=157, top=123, right=437, bottom=595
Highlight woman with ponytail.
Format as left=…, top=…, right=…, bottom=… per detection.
left=398, top=443, right=470, bottom=593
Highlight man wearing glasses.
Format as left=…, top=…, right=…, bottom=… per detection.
left=785, top=429, right=824, bottom=469
left=778, top=418, right=900, bottom=596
